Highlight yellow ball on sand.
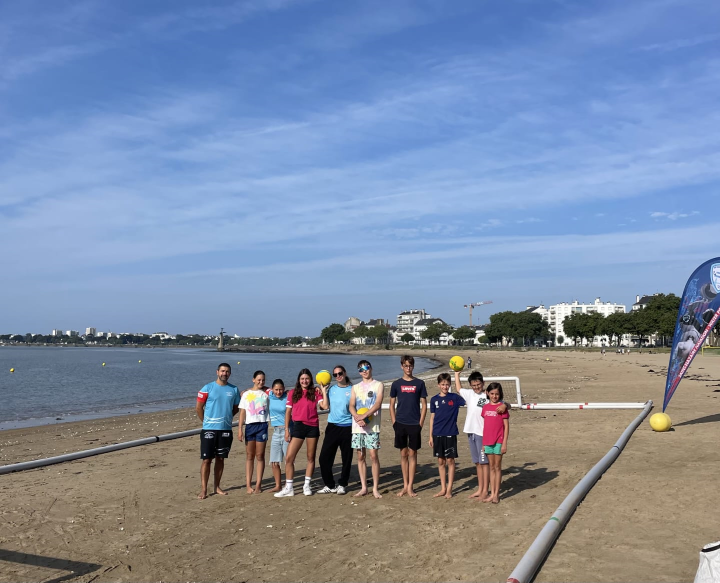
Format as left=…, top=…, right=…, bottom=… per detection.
left=10, top=368, right=14, bottom=373
left=316, top=370, right=331, bottom=385
left=449, top=356, right=465, bottom=372
left=649, top=412, right=672, bottom=432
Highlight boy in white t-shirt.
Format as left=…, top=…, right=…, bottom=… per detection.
left=453, top=370, right=507, bottom=500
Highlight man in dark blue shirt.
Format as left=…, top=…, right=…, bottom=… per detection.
left=389, top=355, right=427, bottom=498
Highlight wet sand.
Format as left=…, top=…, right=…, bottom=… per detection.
left=1, top=349, right=718, bottom=582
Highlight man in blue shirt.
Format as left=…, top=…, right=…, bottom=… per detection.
left=196, top=363, right=240, bottom=499
left=389, top=355, right=428, bottom=498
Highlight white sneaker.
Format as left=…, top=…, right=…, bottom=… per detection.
left=303, top=483, right=313, bottom=496
left=335, top=485, right=346, bottom=495
left=317, top=486, right=337, bottom=494
left=274, top=485, right=294, bottom=497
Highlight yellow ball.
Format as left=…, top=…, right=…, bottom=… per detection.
left=102, top=363, right=106, bottom=366
left=9, top=368, right=14, bottom=373
left=357, top=407, right=374, bottom=424
left=649, top=412, right=672, bottom=432
left=237, top=361, right=241, bottom=364
left=138, top=360, right=142, bottom=363
left=449, top=356, right=465, bottom=372
left=316, top=370, right=331, bottom=385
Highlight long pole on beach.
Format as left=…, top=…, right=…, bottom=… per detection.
left=506, top=400, right=653, bottom=583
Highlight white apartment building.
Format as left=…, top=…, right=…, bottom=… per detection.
left=85, top=327, right=96, bottom=336
left=541, top=298, right=626, bottom=346
left=51, top=329, right=63, bottom=336
left=66, top=330, right=79, bottom=337
left=396, top=309, right=430, bottom=333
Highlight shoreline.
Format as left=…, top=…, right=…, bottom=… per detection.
left=0, top=350, right=445, bottom=433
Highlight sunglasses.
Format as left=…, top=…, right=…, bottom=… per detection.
left=333, top=371, right=344, bottom=377
left=358, top=365, right=371, bottom=373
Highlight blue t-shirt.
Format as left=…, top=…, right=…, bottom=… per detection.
left=198, top=381, right=240, bottom=430
left=430, top=392, right=466, bottom=436
left=327, top=384, right=352, bottom=426
left=389, top=378, right=428, bottom=425
left=267, top=391, right=289, bottom=427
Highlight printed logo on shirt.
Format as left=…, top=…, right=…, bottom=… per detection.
left=401, top=385, right=416, bottom=393
left=448, top=400, right=454, bottom=407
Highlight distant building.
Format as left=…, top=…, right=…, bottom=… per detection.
left=51, top=329, right=63, bottom=336
left=632, top=294, right=660, bottom=311
left=85, top=327, right=96, bottom=336
left=365, top=318, right=387, bottom=328
left=542, top=298, right=626, bottom=346
left=396, top=309, right=430, bottom=333
left=412, top=317, right=451, bottom=345
left=344, top=317, right=363, bottom=332
left=66, top=330, right=79, bottom=337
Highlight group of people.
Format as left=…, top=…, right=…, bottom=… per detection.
left=195, top=355, right=510, bottom=502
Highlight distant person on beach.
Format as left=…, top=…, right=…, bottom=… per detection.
left=453, top=370, right=508, bottom=500
left=481, top=382, right=510, bottom=504
left=196, top=363, right=241, bottom=500
left=317, top=365, right=353, bottom=495
left=267, top=379, right=290, bottom=492
left=238, top=370, right=270, bottom=494
left=429, top=373, right=465, bottom=498
left=274, top=369, right=329, bottom=497
left=389, top=355, right=427, bottom=498
left=350, top=360, right=384, bottom=498
left=467, top=357, right=472, bottom=369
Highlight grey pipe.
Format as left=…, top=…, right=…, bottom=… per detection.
left=0, top=421, right=240, bottom=475
left=506, top=400, right=653, bottom=583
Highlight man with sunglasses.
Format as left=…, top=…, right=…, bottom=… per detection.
left=389, top=355, right=427, bottom=498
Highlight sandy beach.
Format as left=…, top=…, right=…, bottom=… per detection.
left=1, top=348, right=719, bottom=582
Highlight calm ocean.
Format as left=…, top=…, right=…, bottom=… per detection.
left=0, top=347, right=437, bottom=430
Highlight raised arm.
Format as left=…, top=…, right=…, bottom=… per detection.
left=317, top=385, right=330, bottom=411
left=453, top=371, right=462, bottom=393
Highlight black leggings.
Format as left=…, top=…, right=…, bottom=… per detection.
left=318, top=423, right=353, bottom=488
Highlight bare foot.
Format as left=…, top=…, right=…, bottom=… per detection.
left=445, top=491, right=453, bottom=499
left=407, top=489, right=418, bottom=498
left=469, top=490, right=482, bottom=498
left=433, top=489, right=447, bottom=498
left=396, top=488, right=406, bottom=498
left=373, top=491, right=383, bottom=499
left=270, top=485, right=281, bottom=492
left=481, top=496, right=493, bottom=503
left=491, top=497, right=500, bottom=504
left=198, top=490, right=207, bottom=500
left=214, top=486, right=228, bottom=496
left=246, top=487, right=254, bottom=494
left=253, top=486, right=263, bottom=494
left=354, top=489, right=368, bottom=497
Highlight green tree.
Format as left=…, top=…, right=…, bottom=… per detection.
left=400, top=333, right=415, bottom=344
left=627, top=308, right=654, bottom=347
left=421, top=323, right=452, bottom=344
left=598, top=312, right=629, bottom=347
left=367, top=325, right=390, bottom=345
left=453, top=326, right=475, bottom=346
left=353, top=325, right=369, bottom=343
left=321, top=323, right=347, bottom=343
left=556, top=334, right=565, bottom=346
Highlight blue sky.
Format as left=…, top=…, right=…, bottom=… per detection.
left=1, top=0, right=719, bottom=336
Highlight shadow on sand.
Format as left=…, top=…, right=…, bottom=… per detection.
left=0, top=549, right=102, bottom=583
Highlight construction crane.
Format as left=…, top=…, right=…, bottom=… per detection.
left=463, top=301, right=493, bottom=326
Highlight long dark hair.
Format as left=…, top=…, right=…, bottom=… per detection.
left=292, top=368, right=316, bottom=404
left=486, top=382, right=504, bottom=401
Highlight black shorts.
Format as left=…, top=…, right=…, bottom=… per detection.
left=291, top=421, right=320, bottom=440
left=433, top=435, right=458, bottom=459
left=393, top=422, right=422, bottom=451
left=200, top=429, right=233, bottom=459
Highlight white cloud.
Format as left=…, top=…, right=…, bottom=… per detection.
left=650, top=211, right=700, bottom=220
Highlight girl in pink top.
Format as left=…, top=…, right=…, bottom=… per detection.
left=274, top=369, right=329, bottom=498
left=481, top=382, right=510, bottom=504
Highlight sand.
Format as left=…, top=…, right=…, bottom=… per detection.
left=1, top=348, right=719, bottom=582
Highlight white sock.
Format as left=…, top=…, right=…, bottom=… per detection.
left=304, top=476, right=311, bottom=484
left=285, top=479, right=293, bottom=487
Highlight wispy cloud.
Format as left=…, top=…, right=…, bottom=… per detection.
left=650, top=211, right=700, bottom=220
